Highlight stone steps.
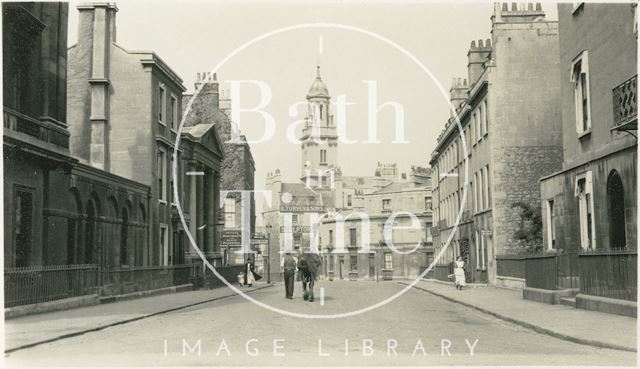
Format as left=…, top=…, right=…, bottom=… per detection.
left=559, top=296, right=576, bottom=307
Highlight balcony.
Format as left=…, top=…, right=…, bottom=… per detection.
left=3, top=107, right=70, bottom=149
left=612, top=75, right=637, bottom=131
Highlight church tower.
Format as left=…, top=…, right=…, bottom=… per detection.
left=300, top=66, right=338, bottom=188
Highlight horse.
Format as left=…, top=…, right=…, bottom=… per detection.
left=297, top=252, right=322, bottom=302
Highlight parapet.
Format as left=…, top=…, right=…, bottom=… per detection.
left=493, top=2, right=545, bottom=23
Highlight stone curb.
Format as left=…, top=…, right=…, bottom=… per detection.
left=5, top=284, right=195, bottom=320
left=5, top=295, right=100, bottom=320
left=402, top=282, right=636, bottom=353
left=99, top=284, right=194, bottom=304
left=4, top=284, right=273, bottom=354
left=421, top=277, right=489, bottom=288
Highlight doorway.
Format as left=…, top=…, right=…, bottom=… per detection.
left=368, top=254, right=375, bottom=278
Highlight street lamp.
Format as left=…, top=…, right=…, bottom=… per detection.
left=265, top=224, right=272, bottom=284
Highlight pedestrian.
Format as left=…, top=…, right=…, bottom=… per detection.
left=454, top=256, right=466, bottom=290
left=250, top=258, right=262, bottom=282
left=283, top=252, right=296, bottom=299
left=244, top=258, right=256, bottom=287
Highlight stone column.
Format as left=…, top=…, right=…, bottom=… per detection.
left=212, top=170, right=220, bottom=253
left=189, top=163, right=197, bottom=252
left=205, top=168, right=215, bottom=254
left=196, top=165, right=204, bottom=254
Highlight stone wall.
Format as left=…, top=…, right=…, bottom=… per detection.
left=491, top=145, right=563, bottom=255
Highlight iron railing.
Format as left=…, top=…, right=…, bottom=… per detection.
left=496, top=254, right=526, bottom=279
left=4, top=264, right=99, bottom=307
left=434, top=263, right=453, bottom=281
left=524, top=254, right=558, bottom=290
left=103, top=264, right=196, bottom=296
left=556, top=251, right=580, bottom=289
left=578, top=249, right=637, bottom=301
left=612, top=75, right=637, bottom=131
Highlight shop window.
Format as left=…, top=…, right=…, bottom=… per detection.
left=384, top=253, right=393, bottom=270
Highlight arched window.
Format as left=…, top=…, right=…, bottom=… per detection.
left=67, top=190, right=82, bottom=265
left=85, top=201, right=96, bottom=264
left=607, top=170, right=626, bottom=249
left=137, top=204, right=147, bottom=266
left=121, top=208, right=129, bottom=265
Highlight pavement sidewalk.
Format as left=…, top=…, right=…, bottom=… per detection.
left=405, top=280, right=637, bottom=352
left=4, top=283, right=272, bottom=353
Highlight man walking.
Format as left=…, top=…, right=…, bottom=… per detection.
left=283, top=252, right=296, bottom=299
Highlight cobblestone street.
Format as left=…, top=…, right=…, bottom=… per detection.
left=5, top=281, right=636, bottom=367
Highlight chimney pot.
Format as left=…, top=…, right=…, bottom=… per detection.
left=535, top=2, right=542, bottom=11
left=511, top=2, right=517, bottom=11
left=502, top=2, right=508, bottom=11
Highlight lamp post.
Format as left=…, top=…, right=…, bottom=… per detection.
left=266, top=224, right=272, bottom=284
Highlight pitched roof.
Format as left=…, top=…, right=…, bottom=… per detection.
left=281, top=183, right=321, bottom=200
left=373, top=181, right=421, bottom=195
left=182, top=123, right=216, bottom=138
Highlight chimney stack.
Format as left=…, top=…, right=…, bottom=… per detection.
left=76, top=2, right=118, bottom=170
left=449, top=77, right=468, bottom=115
left=194, top=71, right=220, bottom=108
left=467, top=38, right=492, bottom=88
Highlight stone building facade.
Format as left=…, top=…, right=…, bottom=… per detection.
left=182, top=73, right=256, bottom=266
left=430, top=3, right=563, bottom=284
left=3, top=2, right=150, bottom=275
left=319, top=169, right=433, bottom=281
left=538, top=3, right=636, bottom=304
left=67, top=3, right=224, bottom=267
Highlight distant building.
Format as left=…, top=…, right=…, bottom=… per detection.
left=183, top=73, right=256, bottom=266
left=262, top=67, right=432, bottom=281
left=430, top=3, right=563, bottom=284
left=537, top=3, right=636, bottom=312
left=67, top=3, right=224, bottom=267
left=319, top=167, right=433, bottom=281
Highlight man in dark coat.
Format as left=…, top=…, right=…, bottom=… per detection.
left=283, top=252, right=296, bottom=299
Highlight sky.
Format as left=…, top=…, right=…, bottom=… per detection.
left=67, top=0, right=558, bottom=224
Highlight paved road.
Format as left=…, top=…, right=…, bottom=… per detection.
left=5, top=281, right=635, bottom=366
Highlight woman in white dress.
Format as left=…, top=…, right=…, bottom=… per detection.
left=454, top=256, right=466, bottom=290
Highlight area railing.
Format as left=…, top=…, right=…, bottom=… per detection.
left=578, top=249, right=637, bottom=301
left=496, top=254, right=526, bottom=279
left=103, top=264, right=196, bottom=295
left=524, top=254, right=558, bottom=290
left=4, top=264, right=99, bottom=307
